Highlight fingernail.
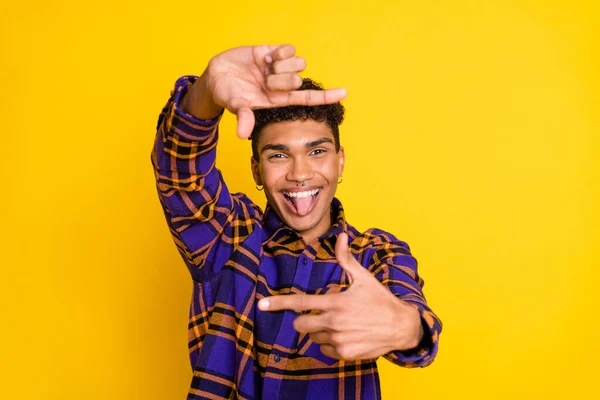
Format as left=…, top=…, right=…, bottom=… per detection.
left=258, top=299, right=270, bottom=310
left=265, top=55, right=273, bottom=64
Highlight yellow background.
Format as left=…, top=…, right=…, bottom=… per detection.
left=1, top=0, right=598, bottom=398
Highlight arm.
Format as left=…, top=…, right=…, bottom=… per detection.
left=258, top=232, right=442, bottom=366
left=152, top=75, right=239, bottom=281
left=152, top=45, right=348, bottom=280
left=367, top=231, right=442, bottom=367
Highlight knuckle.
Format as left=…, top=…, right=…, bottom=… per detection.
left=304, top=90, right=312, bottom=104
left=270, top=60, right=281, bottom=74
left=337, top=298, right=352, bottom=312
left=293, top=316, right=302, bottom=331
left=329, top=333, right=342, bottom=347
left=336, top=344, right=350, bottom=360
left=297, top=57, right=307, bottom=70
left=292, top=74, right=302, bottom=88
left=325, top=314, right=337, bottom=329
left=328, top=314, right=345, bottom=330
left=284, top=44, right=296, bottom=56
left=265, top=74, right=276, bottom=86
left=265, top=75, right=281, bottom=90
left=298, top=295, right=307, bottom=312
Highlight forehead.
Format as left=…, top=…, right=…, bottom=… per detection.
left=257, top=119, right=334, bottom=149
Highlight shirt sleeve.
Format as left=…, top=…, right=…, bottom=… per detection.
left=365, top=229, right=443, bottom=368
left=151, top=75, right=259, bottom=282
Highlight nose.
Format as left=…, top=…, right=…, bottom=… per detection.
left=286, top=156, right=314, bottom=183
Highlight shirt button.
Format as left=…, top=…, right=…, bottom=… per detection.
left=302, top=258, right=307, bottom=265
left=274, top=354, right=281, bottom=362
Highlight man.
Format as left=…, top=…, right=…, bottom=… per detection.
left=152, top=44, right=442, bottom=400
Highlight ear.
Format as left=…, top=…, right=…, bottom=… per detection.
left=337, top=146, right=345, bottom=177
left=250, top=156, right=262, bottom=185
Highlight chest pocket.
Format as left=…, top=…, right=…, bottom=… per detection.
left=293, top=274, right=352, bottom=365
left=296, top=331, right=339, bottom=366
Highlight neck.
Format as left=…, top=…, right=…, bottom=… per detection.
left=298, top=211, right=333, bottom=246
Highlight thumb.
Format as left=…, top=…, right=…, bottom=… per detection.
left=235, top=107, right=255, bottom=139
left=335, top=232, right=365, bottom=284
left=228, top=97, right=255, bottom=139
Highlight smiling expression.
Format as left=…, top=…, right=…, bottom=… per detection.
left=251, top=119, right=345, bottom=244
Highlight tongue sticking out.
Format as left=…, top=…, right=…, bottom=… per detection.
left=293, top=196, right=313, bottom=217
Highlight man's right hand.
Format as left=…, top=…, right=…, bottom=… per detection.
left=180, top=45, right=348, bottom=139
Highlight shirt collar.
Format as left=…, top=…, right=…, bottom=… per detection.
left=263, top=197, right=348, bottom=245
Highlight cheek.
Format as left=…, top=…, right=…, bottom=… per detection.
left=261, top=165, right=286, bottom=189
left=320, top=158, right=341, bottom=178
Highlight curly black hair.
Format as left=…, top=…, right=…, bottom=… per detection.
left=250, top=78, right=345, bottom=161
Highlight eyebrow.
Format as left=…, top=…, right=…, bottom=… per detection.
left=305, top=138, right=334, bottom=148
left=260, top=144, right=289, bottom=154
left=260, top=137, right=334, bottom=154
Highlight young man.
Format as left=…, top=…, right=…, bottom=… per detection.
left=152, top=44, right=442, bottom=400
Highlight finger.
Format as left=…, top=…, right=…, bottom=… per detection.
left=309, top=331, right=334, bottom=345
left=265, top=73, right=303, bottom=91
left=269, top=56, right=306, bottom=75
left=293, top=314, right=331, bottom=333
left=265, top=44, right=296, bottom=64
left=228, top=97, right=255, bottom=139
left=320, top=344, right=342, bottom=360
left=258, top=294, right=335, bottom=312
left=285, top=87, right=348, bottom=106
left=335, top=232, right=368, bottom=283
left=236, top=108, right=255, bottom=139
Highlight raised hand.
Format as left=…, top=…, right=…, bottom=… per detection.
left=182, top=45, right=348, bottom=139
left=257, top=233, right=424, bottom=361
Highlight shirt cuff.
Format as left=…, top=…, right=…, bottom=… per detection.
left=383, top=303, right=441, bottom=368
left=169, top=75, right=224, bottom=140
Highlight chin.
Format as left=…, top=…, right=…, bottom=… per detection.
left=283, top=214, right=322, bottom=233
left=275, top=193, right=332, bottom=236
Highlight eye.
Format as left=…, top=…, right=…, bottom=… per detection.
left=268, top=153, right=287, bottom=160
left=310, top=148, right=327, bottom=156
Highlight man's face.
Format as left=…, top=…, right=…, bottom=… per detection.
left=251, top=119, right=344, bottom=239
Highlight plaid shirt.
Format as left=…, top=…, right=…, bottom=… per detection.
left=151, top=76, right=442, bottom=400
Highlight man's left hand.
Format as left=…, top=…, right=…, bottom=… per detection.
left=257, top=233, right=424, bottom=361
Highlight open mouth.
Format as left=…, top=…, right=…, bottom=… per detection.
left=281, top=188, right=321, bottom=217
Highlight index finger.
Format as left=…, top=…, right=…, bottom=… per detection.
left=285, top=88, right=348, bottom=106
left=258, top=293, right=336, bottom=312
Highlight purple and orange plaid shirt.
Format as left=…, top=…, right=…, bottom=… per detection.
left=151, top=76, right=442, bottom=400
